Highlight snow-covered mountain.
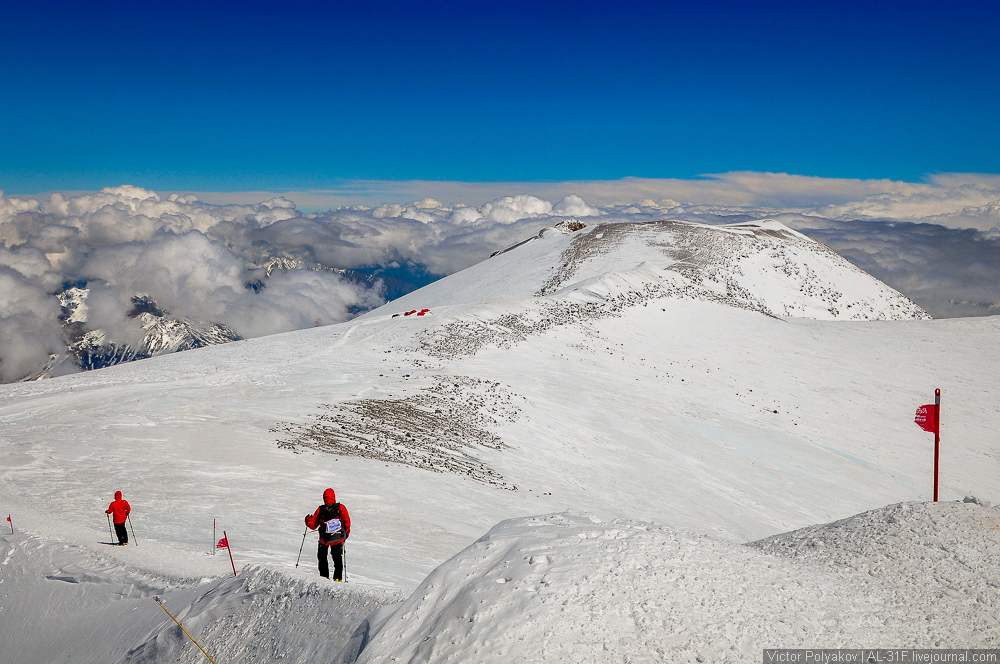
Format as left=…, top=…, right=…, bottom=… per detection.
left=50, top=288, right=243, bottom=375
left=382, top=218, right=929, bottom=320
left=24, top=218, right=927, bottom=381
left=25, top=261, right=424, bottom=381
left=1, top=218, right=996, bottom=662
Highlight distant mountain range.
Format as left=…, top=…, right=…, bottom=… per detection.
left=25, top=259, right=441, bottom=380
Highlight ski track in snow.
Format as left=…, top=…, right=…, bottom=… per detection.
left=0, top=219, right=997, bottom=662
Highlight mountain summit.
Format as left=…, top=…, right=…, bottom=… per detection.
left=380, top=218, right=928, bottom=323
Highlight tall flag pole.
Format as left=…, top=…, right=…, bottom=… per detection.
left=914, top=388, right=942, bottom=502
left=218, top=531, right=237, bottom=577
left=934, top=388, right=941, bottom=502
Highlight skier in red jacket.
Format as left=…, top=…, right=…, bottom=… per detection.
left=105, top=491, right=131, bottom=546
left=305, top=488, right=350, bottom=581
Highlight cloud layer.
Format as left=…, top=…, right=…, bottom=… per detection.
left=181, top=173, right=1000, bottom=231
left=1, top=174, right=999, bottom=381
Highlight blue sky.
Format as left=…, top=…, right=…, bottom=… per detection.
left=2, top=0, right=998, bottom=193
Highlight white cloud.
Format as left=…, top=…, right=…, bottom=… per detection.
left=233, top=269, right=384, bottom=338
left=79, top=232, right=247, bottom=324
left=172, top=173, right=1000, bottom=232
left=478, top=195, right=553, bottom=224
left=448, top=206, right=483, bottom=224
left=552, top=194, right=601, bottom=217
left=0, top=268, right=65, bottom=382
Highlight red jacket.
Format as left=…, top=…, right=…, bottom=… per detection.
left=105, top=491, right=131, bottom=524
left=305, top=488, right=350, bottom=545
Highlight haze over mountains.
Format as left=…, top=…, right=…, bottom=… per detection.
left=1, top=217, right=997, bottom=661
left=2, top=180, right=1000, bottom=383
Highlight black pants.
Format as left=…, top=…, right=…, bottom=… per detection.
left=114, top=522, right=128, bottom=545
left=317, top=541, right=344, bottom=580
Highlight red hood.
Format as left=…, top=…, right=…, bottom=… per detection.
left=323, top=488, right=336, bottom=504
left=115, top=491, right=122, bottom=500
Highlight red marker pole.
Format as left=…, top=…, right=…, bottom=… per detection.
left=933, top=388, right=941, bottom=503
left=224, top=531, right=237, bottom=577
left=6, top=515, right=12, bottom=535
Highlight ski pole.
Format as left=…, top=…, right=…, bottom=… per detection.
left=127, top=514, right=137, bottom=546
left=107, top=513, right=115, bottom=543
left=343, top=542, right=348, bottom=582
left=295, top=526, right=308, bottom=568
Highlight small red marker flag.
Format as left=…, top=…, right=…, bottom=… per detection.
left=216, top=536, right=229, bottom=549
left=6, top=515, right=11, bottom=534
left=222, top=530, right=237, bottom=577
left=914, top=404, right=938, bottom=433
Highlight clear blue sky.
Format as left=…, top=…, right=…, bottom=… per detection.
left=2, top=0, right=998, bottom=193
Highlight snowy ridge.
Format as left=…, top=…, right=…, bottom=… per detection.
left=531, top=219, right=927, bottom=320
left=368, top=218, right=930, bottom=319
left=378, top=219, right=927, bottom=364
left=750, top=499, right=1000, bottom=646
left=348, top=503, right=1000, bottom=662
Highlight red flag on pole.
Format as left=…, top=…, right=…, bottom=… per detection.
left=217, top=536, right=229, bottom=549
left=914, top=404, right=938, bottom=433
left=6, top=515, right=11, bottom=535
left=222, top=530, right=237, bottom=577
left=914, top=389, right=942, bottom=502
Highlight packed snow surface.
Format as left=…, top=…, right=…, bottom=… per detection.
left=353, top=503, right=1000, bottom=663
left=0, top=531, right=403, bottom=663
left=1, top=220, right=997, bottom=662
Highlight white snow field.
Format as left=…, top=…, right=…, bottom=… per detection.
left=354, top=502, right=1000, bottom=663
left=1, top=219, right=998, bottom=662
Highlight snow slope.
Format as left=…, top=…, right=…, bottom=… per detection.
left=351, top=502, right=1000, bottom=663
left=384, top=219, right=928, bottom=319
left=1, top=219, right=997, bottom=661
left=0, top=530, right=404, bottom=664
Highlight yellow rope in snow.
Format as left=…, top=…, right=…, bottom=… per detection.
left=153, top=596, right=218, bottom=664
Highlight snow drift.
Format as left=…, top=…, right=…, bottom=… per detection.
left=0, top=530, right=404, bottom=664
left=347, top=502, right=1000, bottom=663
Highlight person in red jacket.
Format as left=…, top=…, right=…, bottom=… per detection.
left=105, top=491, right=131, bottom=546
left=305, top=488, right=350, bottom=581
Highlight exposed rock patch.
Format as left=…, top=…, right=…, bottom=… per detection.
left=274, top=376, right=521, bottom=490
